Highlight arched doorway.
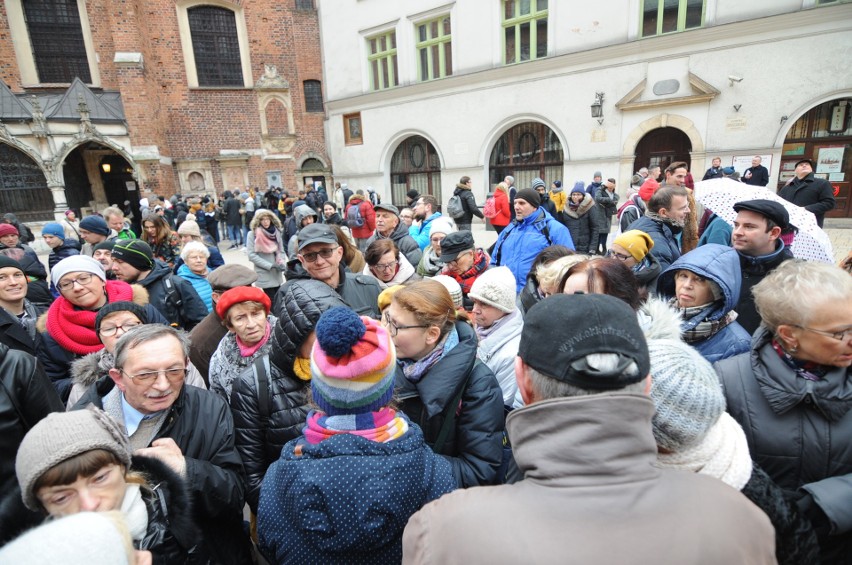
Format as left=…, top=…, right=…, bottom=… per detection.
left=489, top=122, right=563, bottom=190
left=62, top=143, right=135, bottom=215
left=300, top=157, right=327, bottom=193
left=780, top=97, right=851, bottom=218
left=633, top=127, right=693, bottom=178
left=390, top=135, right=441, bottom=206
left=0, top=142, right=53, bottom=221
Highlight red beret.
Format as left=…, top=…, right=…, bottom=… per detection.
left=0, top=223, right=19, bottom=237
left=215, top=286, right=271, bottom=319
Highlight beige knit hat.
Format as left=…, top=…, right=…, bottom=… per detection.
left=468, top=266, right=517, bottom=313
left=177, top=220, right=201, bottom=237
left=15, top=408, right=132, bottom=511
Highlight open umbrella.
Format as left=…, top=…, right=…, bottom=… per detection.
left=695, top=177, right=834, bottom=264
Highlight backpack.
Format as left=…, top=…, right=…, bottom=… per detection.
left=346, top=203, right=365, bottom=228
left=446, top=194, right=466, bottom=220
left=483, top=196, right=498, bottom=219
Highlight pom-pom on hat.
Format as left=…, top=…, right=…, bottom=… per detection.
left=215, top=286, right=271, bottom=319
left=469, top=266, right=517, bottom=313
left=310, top=306, right=396, bottom=416
left=15, top=407, right=132, bottom=511
left=41, top=223, right=65, bottom=240
left=648, top=339, right=726, bottom=451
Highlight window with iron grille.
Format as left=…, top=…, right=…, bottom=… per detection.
left=502, top=0, right=548, bottom=65
left=23, top=0, right=91, bottom=83
left=188, top=6, right=244, bottom=87
left=0, top=144, right=54, bottom=221
left=295, top=0, right=314, bottom=10
left=640, top=0, right=704, bottom=38
left=304, top=80, right=324, bottom=112
left=367, top=31, right=398, bottom=91
left=416, top=16, right=452, bottom=82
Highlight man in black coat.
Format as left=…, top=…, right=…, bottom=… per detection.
left=778, top=158, right=836, bottom=227
left=0, top=257, right=45, bottom=356
left=73, top=325, right=252, bottom=564
left=742, top=155, right=769, bottom=186
left=223, top=190, right=244, bottom=247
left=452, top=176, right=484, bottom=232
left=702, top=157, right=724, bottom=180
left=110, top=239, right=208, bottom=330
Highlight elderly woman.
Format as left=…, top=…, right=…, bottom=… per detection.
left=36, top=256, right=167, bottom=401
left=67, top=301, right=206, bottom=408
left=176, top=241, right=213, bottom=313
left=247, top=209, right=286, bottom=301
left=657, top=244, right=750, bottom=363
left=174, top=219, right=224, bottom=272
left=363, top=239, right=419, bottom=289
left=142, top=213, right=181, bottom=268
left=715, top=261, right=852, bottom=563
left=209, top=286, right=278, bottom=402
left=416, top=216, right=456, bottom=277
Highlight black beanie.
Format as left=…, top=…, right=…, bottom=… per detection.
left=111, top=239, right=154, bottom=272
left=95, top=301, right=149, bottom=337
left=0, top=255, right=25, bottom=274
left=515, top=188, right=541, bottom=208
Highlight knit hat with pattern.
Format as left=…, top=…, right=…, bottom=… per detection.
left=310, top=306, right=396, bottom=416
left=468, top=266, right=517, bottom=313
left=648, top=338, right=726, bottom=451
left=432, top=275, right=463, bottom=309
left=16, top=407, right=132, bottom=511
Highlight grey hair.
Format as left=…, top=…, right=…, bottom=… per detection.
left=527, top=354, right=645, bottom=400
left=753, top=260, right=852, bottom=332
left=180, top=240, right=210, bottom=261
left=113, top=324, right=190, bottom=370
left=504, top=175, right=514, bottom=184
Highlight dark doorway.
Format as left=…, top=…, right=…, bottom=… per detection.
left=100, top=155, right=136, bottom=207
left=62, top=148, right=94, bottom=213
left=633, top=127, right=693, bottom=178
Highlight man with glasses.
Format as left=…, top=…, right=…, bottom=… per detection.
left=290, top=223, right=381, bottom=318
left=440, top=231, right=490, bottom=311
left=73, top=324, right=253, bottom=564
left=365, top=203, right=422, bottom=267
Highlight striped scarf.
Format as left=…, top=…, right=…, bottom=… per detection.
left=303, top=408, right=408, bottom=445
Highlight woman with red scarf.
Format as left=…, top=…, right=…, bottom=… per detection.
left=36, top=255, right=169, bottom=402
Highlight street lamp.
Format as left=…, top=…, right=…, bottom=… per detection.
left=590, top=92, right=605, bottom=125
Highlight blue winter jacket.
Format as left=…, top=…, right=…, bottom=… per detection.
left=627, top=215, right=682, bottom=272
left=177, top=264, right=213, bottom=313
left=490, top=208, right=575, bottom=292
left=257, top=420, right=455, bottom=565
left=657, top=244, right=751, bottom=363
left=409, top=212, right=442, bottom=250
left=697, top=214, right=732, bottom=247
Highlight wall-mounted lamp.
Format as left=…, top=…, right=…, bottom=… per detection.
left=101, top=163, right=111, bottom=173
left=780, top=115, right=788, bottom=125
left=733, top=104, right=742, bottom=112
left=590, top=92, right=605, bottom=125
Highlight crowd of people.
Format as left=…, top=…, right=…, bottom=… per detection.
left=0, top=160, right=849, bottom=564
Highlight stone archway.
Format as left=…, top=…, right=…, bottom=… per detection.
left=620, top=113, right=705, bottom=185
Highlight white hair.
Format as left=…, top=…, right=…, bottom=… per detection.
left=180, top=240, right=210, bottom=261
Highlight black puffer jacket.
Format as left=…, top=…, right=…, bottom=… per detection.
left=137, top=260, right=208, bottom=330
left=232, top=280, right=348, bottom=512
left=131, top=455, right=203, bottom=564
left=395, top=321, right=504, bottom=488
left=74, top=378, right=253, bottom=564
left=0, top=345, right=64, bottom=545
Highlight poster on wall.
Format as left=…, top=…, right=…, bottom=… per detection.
left=816, top=146, right=845, bottom=174
left=732, top=154, right=773, bottom=175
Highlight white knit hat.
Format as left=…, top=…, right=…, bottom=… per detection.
left=51, top=255, right=107, bottom=287
left=432, top=275, right=463, bottom=309
left=428, top=216, right=457, bottom=238
left=468, top=266, right=517, bottom=313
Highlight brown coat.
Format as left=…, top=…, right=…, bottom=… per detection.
left=403, top=394, right=777, bottom=565
left=188, top=311, right=227, bottom=386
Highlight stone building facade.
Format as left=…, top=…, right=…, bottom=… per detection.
left=0, top=0, right=329, bottom=221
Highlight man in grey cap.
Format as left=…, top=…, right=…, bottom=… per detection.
left=189, top=264, right=258, bottom=384
left=365, top=202, right=422, bottom=268
left=285, top=223, right=381, bottom=318
left=403, top=294, right=776, bottom=564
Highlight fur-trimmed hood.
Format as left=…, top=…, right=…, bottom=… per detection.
left=70, top=349, right=112, bottom=390
left=36, top=284, right=151, bottom=334
left=637, top=296, right=683, bottom=341
left=250, top=208, right=282, bottom=230
left=562, top=192, right=595, bottom=218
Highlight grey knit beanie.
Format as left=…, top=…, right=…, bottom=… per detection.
left=648, top=339, right=726, bottom=452
left=16, top=407, right=132, bottom=511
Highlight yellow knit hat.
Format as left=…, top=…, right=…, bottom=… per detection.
left=613, top=230, right=654, bottom=261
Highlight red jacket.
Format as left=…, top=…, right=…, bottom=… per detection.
left=345, top=196, right=376, bottom=239
left=492, top=190, right=511, bottom=227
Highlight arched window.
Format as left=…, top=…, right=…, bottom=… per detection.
left=489, top=122, right=563, bottom=189
left=301, top=158, right=325, bottom=170
left=0, top=144, right=53, bottom=221
left=187, top=6, right=243, bottom=86
left=390, top=136, right=441, bottom=205
left=23, top=0, right=91, bottom=83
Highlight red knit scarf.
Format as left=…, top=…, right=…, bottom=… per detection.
left=46, top=280, right=134, bottom=355
left=446, top=249, right=490, bottom=294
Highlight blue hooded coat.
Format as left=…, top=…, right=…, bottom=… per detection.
left=658, top=244, right=751, bottom=363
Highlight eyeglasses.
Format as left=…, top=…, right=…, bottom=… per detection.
left=606, top=250, right=632, bottom=262
left=57, top=273, right=95, bottom=292
left=299, top=246, right=338, bottom=263
left=447, top=251, right=472, bottom=268
left=373, top=261, right=398, bottom=272
left=792, top=325, right=852, bottom=342
left=119, top=367, right=186, bottom=383
left=99, top=320, right=142, bottom=337
left=382, top=312, right=429, bottom=337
